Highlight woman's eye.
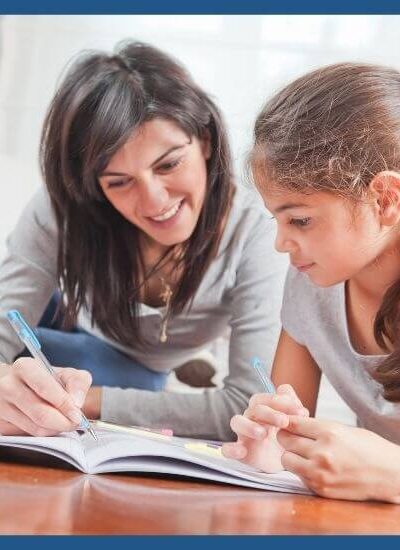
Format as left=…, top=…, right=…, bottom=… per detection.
left=107, top=179, right=130, bottom=189
left=157, top=158, right=181, bottom=172
left=289, top=217, right=311, bottom=227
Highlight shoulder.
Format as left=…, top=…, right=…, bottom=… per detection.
left=222, top=185, right=277, bottom=253
left=8, top=186, right=57, bottom=249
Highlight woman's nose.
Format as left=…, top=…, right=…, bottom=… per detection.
left=138, top=178, right=169, bottom=216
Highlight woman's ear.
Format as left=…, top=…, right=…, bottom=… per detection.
left=369, top=171, right=400, bottom=227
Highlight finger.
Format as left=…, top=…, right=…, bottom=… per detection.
left=13, top=358, right=83, bottom=424
left=0, top=401, right=58, bottom=437
left=222, top=442, right=248, bottom=460
left=277, top=430, right=314, bottom=458
left=250, top=392, right=304, bottom=416
left=249, top=393, right=276, bottom=408
left=230, top=414, right=267, bottom=440
left=0, top=369, right=80, bottom=431
left=277, top=385, right=309, bottom=415
left=0, top=419, right=28, bottom=436
left=56, top=368, right=92, bottom=408
left=285, top=415, right=324, bottom=439
left=248, top=403, right=289, bottom=428
left=281, top=450, right=312, bottom=479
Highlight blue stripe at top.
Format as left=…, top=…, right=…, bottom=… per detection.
left=2, top=0, right=400, bottom=14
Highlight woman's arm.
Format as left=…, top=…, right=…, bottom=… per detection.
left=0, top=188, right=58, bottom=363
left=0, top=189, right=94, bottom=437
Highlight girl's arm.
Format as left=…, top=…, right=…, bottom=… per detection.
left=271, top=328, right=321, bottom=416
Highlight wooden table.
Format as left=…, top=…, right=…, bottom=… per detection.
left=0, top=459, right=399, bottom=535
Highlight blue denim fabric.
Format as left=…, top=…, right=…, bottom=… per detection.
left=29, top=293, right=167, bottom=391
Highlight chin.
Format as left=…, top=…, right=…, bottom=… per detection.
left=308, top=273, right=345, bottom=288
left=156, top=230, right=194, bottom=247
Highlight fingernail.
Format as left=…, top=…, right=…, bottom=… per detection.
left=300, top=408, right=309, bottom=416
left=68, top=409, right=83, bottom=425
left=72, top=391, right=85, bottom=408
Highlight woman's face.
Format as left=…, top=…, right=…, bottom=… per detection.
left=98, top=118, right=210, bottom=250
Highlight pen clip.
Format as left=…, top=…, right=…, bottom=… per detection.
left=6, top=310, right=41, bottom=351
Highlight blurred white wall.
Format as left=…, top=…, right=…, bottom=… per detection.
left=1, top=14, right=399, bottom=422
left=1, top=14, right=400, bottom=239
left=1, top=14, right=400, bottom=248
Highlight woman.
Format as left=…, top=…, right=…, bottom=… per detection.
left=0, top=41, right=286, bottom=440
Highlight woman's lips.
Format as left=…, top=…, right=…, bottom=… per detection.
left=146, top=199, right=185, bottom=229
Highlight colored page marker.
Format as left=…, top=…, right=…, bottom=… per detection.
left=185, top=442, right=223, bottom=458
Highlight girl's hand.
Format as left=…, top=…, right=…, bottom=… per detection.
left=0, top=357, right=92, bottom=436
left=222, top=384, right=309, bottom=472
left=278, top=416, right=400, bottom=503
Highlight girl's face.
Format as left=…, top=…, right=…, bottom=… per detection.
left=98, top=118, right=210, bottom=251
left=260, top=184, right=393, bottom=287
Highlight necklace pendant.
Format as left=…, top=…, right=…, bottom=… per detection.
left=160, top=322, right=168, bottom=343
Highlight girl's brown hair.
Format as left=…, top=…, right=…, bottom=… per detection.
left=252, top=62, right=400, bottom=401
left=40, top=41, right=233, bottom=346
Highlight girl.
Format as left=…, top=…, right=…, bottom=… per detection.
left=0, top=41, right=287, bottom=440
left=223, top=62, right=400, bottom=503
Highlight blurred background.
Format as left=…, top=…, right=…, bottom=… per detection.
left=1, top=15, right=399, bottom=422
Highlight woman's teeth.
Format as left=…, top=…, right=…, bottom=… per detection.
left=151, top=201, right=182, bottom=222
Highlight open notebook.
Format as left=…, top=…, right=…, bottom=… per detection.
left=0, top=420, right=311, bottom=495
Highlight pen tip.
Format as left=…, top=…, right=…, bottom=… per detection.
left=89, top=427, right=98, bottom=441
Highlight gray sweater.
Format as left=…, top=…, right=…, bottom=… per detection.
left=0, top=186, right=288, bottom=440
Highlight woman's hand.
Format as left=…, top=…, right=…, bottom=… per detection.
left=82, top=386, right=102, bottom=420
left=278, top=416, right=400, bottom=503
left=222, top=384, right=308, bottom=472
left=0, top=357, right=92, bottom=436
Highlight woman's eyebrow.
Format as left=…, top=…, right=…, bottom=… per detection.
left=100, top=140, right=192, bottom=177
left=150, top=141, right=191, bottom=167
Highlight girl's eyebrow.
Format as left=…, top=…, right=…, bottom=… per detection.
left=274, top=202, right=310, bottom=213
left=100, top=140, right=191, bottom=177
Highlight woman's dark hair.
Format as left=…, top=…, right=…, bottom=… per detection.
left=40, top=40, right=233, bottom=346
left=251, top=62, right=400, bottom=402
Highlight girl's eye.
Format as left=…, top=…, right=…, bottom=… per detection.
left=289, top=217, right=311, bottom=227
left=157, top=158, right=182, bottom=172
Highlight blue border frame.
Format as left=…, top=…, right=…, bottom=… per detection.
left=2, top=0, right=400, bottom=14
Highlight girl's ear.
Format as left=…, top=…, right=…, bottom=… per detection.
left=369, top=171, right=400, bottom=227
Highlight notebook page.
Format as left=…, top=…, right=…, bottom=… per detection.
left=0, top=432, right=88, bottom=471
left=82, top=426, right=310, bottom=493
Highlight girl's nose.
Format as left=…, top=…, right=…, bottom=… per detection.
left=275, top=231, right=297, bottom=254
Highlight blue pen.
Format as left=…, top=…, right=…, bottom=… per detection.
left=7, top=309, right=98, bottom=441
left=251, top=356, right=276, bottom=394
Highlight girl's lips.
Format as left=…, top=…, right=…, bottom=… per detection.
left=293, top=262, right=315, bottom=272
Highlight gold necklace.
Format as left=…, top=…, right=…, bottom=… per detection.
left=159, top=276, right=173, bottom=343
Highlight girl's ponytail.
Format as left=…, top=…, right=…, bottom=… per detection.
left=373, top=280, right=400, bottom=401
